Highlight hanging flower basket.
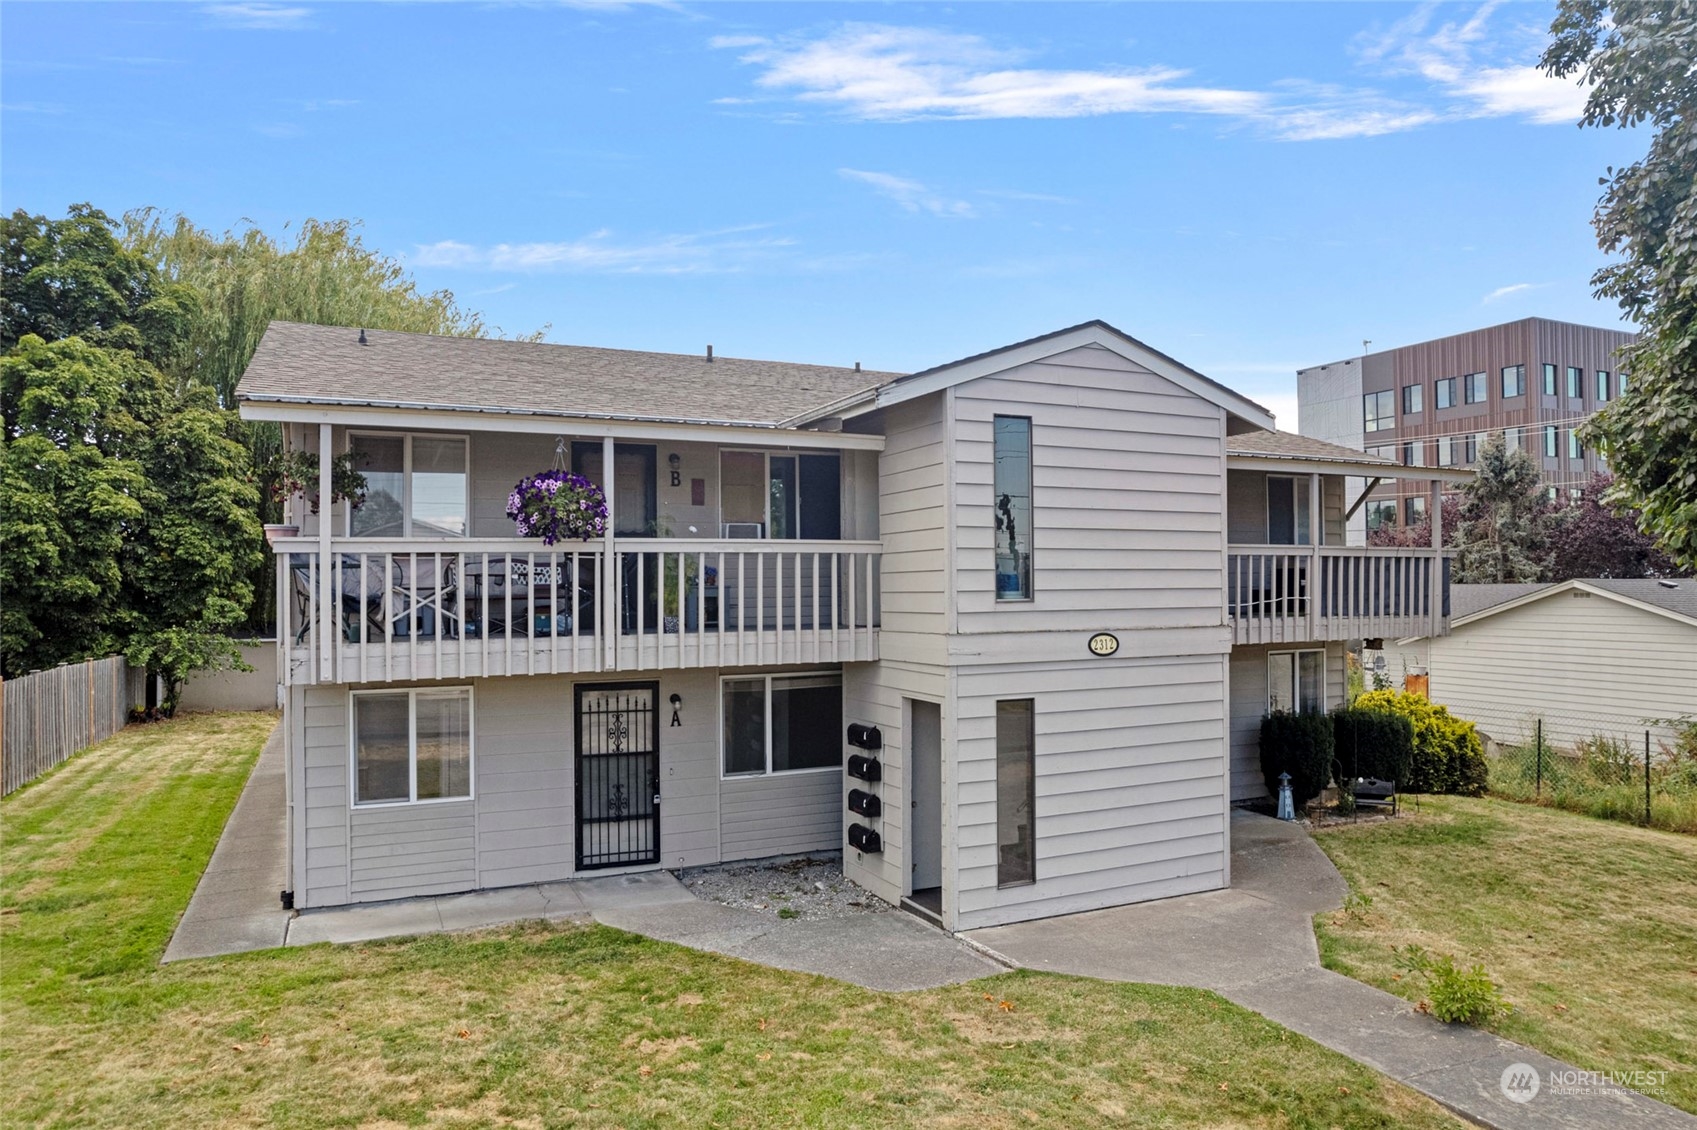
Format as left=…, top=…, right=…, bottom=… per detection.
left=506, top=470, right=608, bottom=545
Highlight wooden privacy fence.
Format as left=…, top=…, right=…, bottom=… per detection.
left=2, top=656, right=135, bottom=796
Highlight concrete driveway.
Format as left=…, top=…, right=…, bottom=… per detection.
left=966, top=810, right=1694, bottom=1130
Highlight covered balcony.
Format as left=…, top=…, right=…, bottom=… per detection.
left=269, top=420, right=883, bottom=686
left=1224, top=431, right=1470, bottom=644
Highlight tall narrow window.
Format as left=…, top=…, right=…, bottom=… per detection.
left=993, top=416, right=1033, bottom=601
left=1596, top=370, right=1611, bottom=402
left=1569, top=430, right=1584, bottom=460
left=996, top=700, right=1036, bottom=887
left=1567, top=366, right=1583, bottom=399
left=1402, top=383, right=1423, bottom=415
left=1266, top=475, right=1312, bottom=545
left=1542, top=363, right=1557, bottom=395
left=1544, top=425, right=1558, bottom=458
left=1405, top=495, right=1428, bottom=525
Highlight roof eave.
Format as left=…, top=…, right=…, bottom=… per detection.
left=1225, top=452, right=1475, bottom=482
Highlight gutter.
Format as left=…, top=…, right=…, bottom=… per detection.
left=238, top=392, right=790, bottom=431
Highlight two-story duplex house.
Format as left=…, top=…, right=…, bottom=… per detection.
left=238, top=319, right=1465, bottom=932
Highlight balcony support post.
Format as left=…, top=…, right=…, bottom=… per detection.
left=317, top=423, right=334, bottom=682
left=1307, top=473, right=1321, bottom=639
left=1429, top=479, right=1444, bottom=639
left=602, top=435, right=616, bottom=671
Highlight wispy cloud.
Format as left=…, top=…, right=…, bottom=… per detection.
left=411, top=225, right=795, bottom=275
left=714, top=7, right=1587, bottom=141
left=1355, top=1, right=1587, bottom=125
left=203, top=3, right=313, bottom=31
left=1483, top=281, right=1543, bottom=303
left=839, top=169, right=976, bottom=218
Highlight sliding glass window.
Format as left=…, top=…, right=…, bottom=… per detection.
left=349, top=433, right=468, bottom=537
left=996, top=700, right=1036, bottom=887
left=993, top=416, right=1033, bottom=601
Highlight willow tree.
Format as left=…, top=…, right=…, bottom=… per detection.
left=123, top=212, right=513, bottom=629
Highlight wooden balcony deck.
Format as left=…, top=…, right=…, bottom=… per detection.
left=1228, top=545, right=1452, bottom=645
left=276, top=537, right=881, bottom=686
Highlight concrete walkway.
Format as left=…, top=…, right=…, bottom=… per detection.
left=966, top=811, right=1695, bottom=1130
left=279, top=869, right=1000, bottom=991
left=163, top=722, right=292, bottom=962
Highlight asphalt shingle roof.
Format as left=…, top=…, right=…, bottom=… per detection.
left=1451, top=579, right=1697, bottom=623
left=236, top=321, right=903, bottom=427
left=1227, top=429, right=1400, bottom=466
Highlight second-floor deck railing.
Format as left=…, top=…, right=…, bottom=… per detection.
left=1228, top=545, right=1452, bottom=645
left=277, top=537, right=882, bottom=685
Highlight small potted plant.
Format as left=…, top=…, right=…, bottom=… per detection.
left=268, top=449, right=368, bottom=541
left=506, top=470, right=608, bottom=545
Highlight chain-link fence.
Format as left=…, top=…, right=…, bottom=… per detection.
left=1474, top=707, right=1697, bottom=834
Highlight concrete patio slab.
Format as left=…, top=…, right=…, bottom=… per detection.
left=966, top=810, right=1695, bottom=1130
left=162, top=722, right=290, bottom=964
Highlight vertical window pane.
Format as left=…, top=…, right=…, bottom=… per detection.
left=415, top=691, right=472, bottom=800
left=996, top=700, right=1036, bottom=887
left=769, top=456, right=797, bottom=540
left=720, top=451, right=766, bottom=534
left=355, top=693, right=411, bottom=804
left=722, top=678, right=766, bottom=775
left=993, top=416, right=1033, bottom=600
left=351, top=435, right=405, bottom=537
left=771, top=675, right=842, bottom=771
left=1298, top=651, right=1324, bottom=713
left=1567, top=366, right=1582, bottom=398
left=1542, top=363, right=1557, bottom=395
left=1597, top=371, right=1610, bottom=402
left=411, top=436, right=467, bottom=537
left=1268, top=653, right=1296, bottom=712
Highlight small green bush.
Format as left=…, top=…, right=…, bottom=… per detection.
left=1393, top=945, right=1509, bottom=1025
left=1331, top=707, right=1415, bottom=784
left=1351, top=690, right=1486, bottom=795
left=1260, top=710, right=1335, bottom=806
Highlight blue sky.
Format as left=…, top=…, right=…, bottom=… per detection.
left=1, top=1, right=1642, bottom=425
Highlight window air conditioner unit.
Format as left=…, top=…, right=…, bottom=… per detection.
left=722, top=522, right=764, bottom=539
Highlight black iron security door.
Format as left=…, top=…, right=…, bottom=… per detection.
left=575, top=682, right=660, bottom=869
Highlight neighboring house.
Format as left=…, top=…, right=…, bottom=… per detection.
left=1390, top=579, right=1697, bottom=751
left=1296, top=318, right=1636, bottom=543
left=237, top=319, right=1464, bottom=932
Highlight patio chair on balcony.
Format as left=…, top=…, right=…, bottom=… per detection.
left=287, top=554, right=391, bottom=644
left=461, top=554, right=596, bottom=638
left=386, top=555, right=460, bottom=641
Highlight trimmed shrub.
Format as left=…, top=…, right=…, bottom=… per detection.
left=1260, top=710, right=1335, bottom=806
left=1352, top=689, right=1486, bottom=795
left=1331, top=707, right=1415, bottom=785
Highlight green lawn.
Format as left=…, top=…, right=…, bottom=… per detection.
left=1, top=713, right=1466, bottom=1129
left=1314, top=796, right=1697, bottom=1114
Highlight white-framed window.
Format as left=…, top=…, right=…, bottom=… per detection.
left=993, top=415, right=1034, bottom=600
left=1268, top=650, right=1325, bottom=714
left=348, top=432, right=470, bottom=538
left=721, top=671, right=843, bottom=778
left=351, top=687, right=473, bottom=806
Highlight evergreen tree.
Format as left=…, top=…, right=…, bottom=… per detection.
left=1451, top=431, right=1552, bottom=583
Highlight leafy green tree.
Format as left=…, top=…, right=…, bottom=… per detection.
left=1451, top=431, right=1551, bottom=583
left=1, top=205, right=196, bottom=368
left=1, top=336, right=149, bottom=673
left=1543, top=1, right=1697, bottom=569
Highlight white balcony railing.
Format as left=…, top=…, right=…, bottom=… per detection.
left=1227, top=545, right=1452, bottom=645
left=276, top=537, right=881, bottom=685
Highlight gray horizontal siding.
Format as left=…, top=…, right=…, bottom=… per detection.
left=951, top=652, right=1228, bottom=930
left=719, top=770, right=843, bottom=861
left=349, top=803, right=476, bottom=900
left=1229, top=641, right=1346, bottom=803
left=951, top=344, right=1228, bottom=635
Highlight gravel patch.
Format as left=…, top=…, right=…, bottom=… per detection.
left=678, top=854, right=891, bottom=921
